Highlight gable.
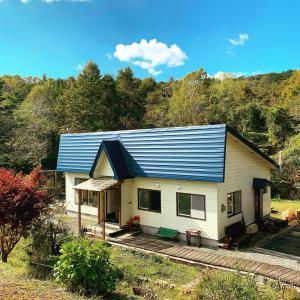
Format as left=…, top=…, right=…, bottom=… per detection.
left=226, top=132, right=278, bottom=171
left=93, top=151, right=114, bottom=178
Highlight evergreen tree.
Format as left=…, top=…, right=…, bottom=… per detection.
left=116, top=67, right=144, bottom=129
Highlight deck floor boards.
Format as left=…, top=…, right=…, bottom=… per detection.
left=109, top=234, right=300, bottom=287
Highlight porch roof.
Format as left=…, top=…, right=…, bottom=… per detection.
left=73, top=177, right=118, bottom=192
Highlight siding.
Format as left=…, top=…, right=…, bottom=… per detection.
left=130, top=177, right=218, bottom=240
left=217, top=134, right=271, bottom=239
left=65, top=172, right=219, bottom=240
left=120, top=179, right=134, bottom=227
left=94, top=152, right=114, bottom=178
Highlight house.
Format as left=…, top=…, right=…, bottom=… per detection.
left=56, top=124, right=278, bottom=246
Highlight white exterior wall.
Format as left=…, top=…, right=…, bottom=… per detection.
left=65, top=172, right=98, bottom=216
left=94, top=152, right=114, bottom=177
left=130, top=177, right=218, bottom=240
left=120, top=179, right=134, bottom=226
left=65, top=173, right=218, bottom=240
left=217, top=134, right=272, bottom=239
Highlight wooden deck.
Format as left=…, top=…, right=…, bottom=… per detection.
left=109, top=234, right=300, bottom=287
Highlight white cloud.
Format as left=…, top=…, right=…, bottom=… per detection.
left=212, top=70, right=262, bottom=80
left=213, top=71, right=244, bottom=80
left=20, top=0, right=31, bottom=3
left=113, top=39, right=187, bottom=76
left=229, top=33, right=249, bottom=46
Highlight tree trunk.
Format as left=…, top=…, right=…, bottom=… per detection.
left=1, top=251, right=8, bottom=263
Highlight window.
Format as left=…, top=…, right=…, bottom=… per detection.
left=138, top=189, right=161, bottom=213
left=74, top=178, right=98, bottom=207
left=227, top=191, right=242, bottom=217
left=177, top=193, right=206, bottom=220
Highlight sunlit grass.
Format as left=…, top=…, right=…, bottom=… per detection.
left=271, top=198, right=300, bottom=216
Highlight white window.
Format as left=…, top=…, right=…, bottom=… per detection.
left=227, top=191, right=242, bottom=217
left=177, top=193, right=206, bottom=220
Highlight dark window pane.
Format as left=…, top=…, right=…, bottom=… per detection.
left=82, top=190, right=89, bottom=204
left=138, top=189, right=150, bottom=210
left=74, top=178, right=87, bottom=204
left=150, top=191, right=161, bottom=212
left=178, top=193, right=191, bottom=216
left=234, top=191, right=242, bottom=214
left=93, top=192, right=98, bottom=207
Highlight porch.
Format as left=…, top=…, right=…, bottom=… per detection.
left=74, top=177, right=124, bottom=239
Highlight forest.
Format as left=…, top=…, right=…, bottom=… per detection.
left=0, top=61, right=299, bottom=199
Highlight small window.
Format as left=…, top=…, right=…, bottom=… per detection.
left=177, top=193, right=206, bottom=220
left=138, top=189, right=161, bottom=213
left=227, top=191, right=242, bottom=217
left=74, top=178, right=98, bottom=207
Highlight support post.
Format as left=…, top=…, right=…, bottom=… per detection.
left=118, top=183, right=121, bottom=227
left=77, top=189, right=82, bottom=235
left=98, top=191, right=101, bottom=224
left=101, top=191, right=106, bottom=240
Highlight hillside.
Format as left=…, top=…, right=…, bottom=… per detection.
left=0, top=63, right=299, bottom=198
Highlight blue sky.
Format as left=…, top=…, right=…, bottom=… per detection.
left=0, top=0, right=300, bottom=80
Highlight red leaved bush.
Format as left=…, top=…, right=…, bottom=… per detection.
left=0, top=167, right=53, bottom=262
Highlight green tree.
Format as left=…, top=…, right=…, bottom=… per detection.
left=168, top=69, right=211, bottom=126
left=266, top=106, right=295, bottom=151
left=116, top=67, right=144, bottom=129
left=272, top=133, right=300, bottom=199
left=99, top=74, right=121, bottom=131
left=145, top=80, right=174, bottom=127
left=0, top=76, right=32, bottom=169
left=14, top=79, right=65, bottom=168
left=64, top=61, right=103, bottom=132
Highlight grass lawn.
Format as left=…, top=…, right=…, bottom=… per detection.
left=0, top=240, right=86, bottom=300
left=271, top=198, right=300, bottom=218
left=0, top=239, right=200, bottom=299
left=1, top=236, right=300, bottom=299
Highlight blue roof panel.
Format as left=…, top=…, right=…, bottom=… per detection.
left=57, top=124, right=227, bottom=182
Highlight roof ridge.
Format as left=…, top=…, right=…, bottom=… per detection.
left=61, top=124, right=227, bottom=136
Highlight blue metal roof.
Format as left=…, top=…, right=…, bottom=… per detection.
left=57, top=124, right=227, bottom=182
left=90, top=140, right=131, bottom=180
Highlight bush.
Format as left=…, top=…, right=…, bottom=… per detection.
left=26, top=213, right=73, bottom=279
left=193, top=270, right=259, bottom=300
left=53, top=238, right=118, bottom=296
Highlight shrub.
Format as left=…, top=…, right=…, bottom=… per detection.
left=193, top=270, right=259, bottom=300
left=53, top=238, right=118, bottom=296
left=26, top=213, right=73, bottom=279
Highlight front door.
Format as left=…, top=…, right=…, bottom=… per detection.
left=105, top=188, right=120, bottom=224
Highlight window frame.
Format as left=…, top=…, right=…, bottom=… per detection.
left=74, top=178, right=98, bottom=207
left=227, top=190, right=242, bottom=218
left=137, top=188, right=161, bottom=213
left=176, top=192, right=206, bottom=220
